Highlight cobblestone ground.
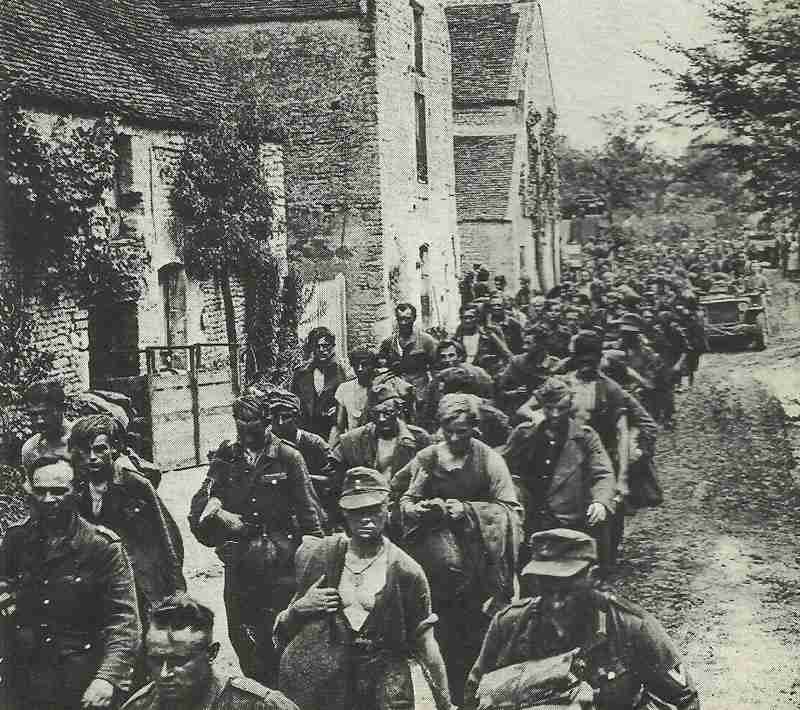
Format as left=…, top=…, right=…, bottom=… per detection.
left=159, top=275, right=800, bottom=707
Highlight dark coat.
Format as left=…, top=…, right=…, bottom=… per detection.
left=276, top=535, right=436, bottom=710
left=502, top=419, right=616, bottom=526
left=332, top=420, right=431, bottom=488
left=189, top=434, right=324, bottom=552
left=378, top=329, right=437, bottom=397
left=0, top=514, right=141, bottom=708
left=291, top=361, right=348, bottom=440
left=123, top=672, right=300, bottom=710
left=453, top=326, right=512, bottom=376
left=465, top=591, right=700, bottom=710
left=76, top=458, right=185, bottom=607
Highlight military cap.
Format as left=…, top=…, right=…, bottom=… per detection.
left=619, top=312, right=644, bottom=333
left=571, top=332, right=603, bottom=360
left=269, top=390, right=301, bottom=414
left=339, top=467, right=390, bottom=510
left=522, top=529, right=598, bottom=577
left=371, top=381, right=403, bottom=406
left=602, top=349, right=628, bottom=366
left=533, top=378, right=573, bottom=406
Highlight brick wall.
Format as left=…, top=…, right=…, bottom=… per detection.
left=459, top=220, right=515, bottom=283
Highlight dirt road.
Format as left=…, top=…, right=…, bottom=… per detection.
left=160, top=276, right=800, bottom=708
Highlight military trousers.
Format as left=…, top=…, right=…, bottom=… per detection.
left=224, top=560, right=295, bottom=687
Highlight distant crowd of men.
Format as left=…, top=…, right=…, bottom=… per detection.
left=6, top=231, right=776, bottom=710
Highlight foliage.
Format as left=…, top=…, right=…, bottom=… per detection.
left=654, top=0, right=800, bottom=216
left=6, top=106, right=143, bottom=303
left=170, top=95, right=303, bottom=383
left=0, top=280, right=56, bottom=464
left=557, top=110, right=664, bottom=224
left=557, top=108, right=753, bottom=242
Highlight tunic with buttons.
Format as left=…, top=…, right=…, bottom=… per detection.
left=188, top=433, right=323, bottom=686
left=0, top=513, right=141, bottom=710
left=122, top=672, right=301, bottom=710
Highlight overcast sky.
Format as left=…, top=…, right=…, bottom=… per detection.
left=541, top=0, right=715, bottom=151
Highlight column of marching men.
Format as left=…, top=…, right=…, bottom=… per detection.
left=3, top=232, right=773, bottom=710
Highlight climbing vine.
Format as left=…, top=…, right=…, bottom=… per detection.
left=169, top=97, right=304, bottom=387
left=0, top=279, right=56, bottom=467
left=6, top=102, right=144, bottom=303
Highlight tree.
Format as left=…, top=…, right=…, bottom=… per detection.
left=170, top=97, right=279, bottom=390
left=655, top=0, right=800, bottom=217
left=557, top=111, right=665, bottom=224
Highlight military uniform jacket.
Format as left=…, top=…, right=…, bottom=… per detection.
left=332, top=420, right=431, bottom=489
left=0, top=514, right=141, bottom=701
left=189, top=434, right=323, bottom=553
left=122, top=673, right=300, bottom=710
left=502, top=419, right=616, bottom=523
left=464, top=591, right=700, bottom=710
left=291, top=361, right=348, bottom=440
left=76, top=461, right=185, bottom=606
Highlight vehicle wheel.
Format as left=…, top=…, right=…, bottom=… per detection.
left=753, top=314, right=768, bottom=350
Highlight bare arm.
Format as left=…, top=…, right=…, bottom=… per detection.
left=415, top=627, right=454, bottom=710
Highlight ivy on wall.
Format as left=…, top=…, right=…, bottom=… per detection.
left=6, top=101, right=144, bottom=304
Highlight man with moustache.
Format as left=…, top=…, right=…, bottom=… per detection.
left=0, top=456, right=140, bottom=710
left=464, top=530, right=700, bottom=710
left=331, top=382, right=431, bottom=486
left=122, top=594, right=298, bottom=710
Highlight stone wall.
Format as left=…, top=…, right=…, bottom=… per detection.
left=187, top=18, right=385, bottom=350
left=374, top=0, right=460, bottom=335
left=2, top=108, right=288, bottom=389
left=186, top=3, right=461, bottom=347
left=458, top=220, right=514, bottom=283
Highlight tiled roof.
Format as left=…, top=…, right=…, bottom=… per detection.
left=2, top=0, right=226, bottom=127
left=453, top=135, right=516, bottom=221
left=160, top=0, right=363, bottom=24
left=446, top=3, right=520, bottom=106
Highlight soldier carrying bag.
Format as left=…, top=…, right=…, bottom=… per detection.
left=475, top=649, right=595, bottom=709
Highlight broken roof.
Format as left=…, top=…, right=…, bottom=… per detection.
left=160, top=0, right=364, bottom=24
left=3, top=0, right=226, bottom=127
left=453, top=134, right=516, bottom=221
left=446, top=3, right=520, bottom=106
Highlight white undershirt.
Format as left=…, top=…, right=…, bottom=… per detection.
left=463, top=333, right=480, bottom=362
left=375, top=437, right=398, bottom=475
left=339, top=546, right=387, bottom=631
left=89, top=480, right=109, bottom=517
left=313, top=368, right=325, bottom=395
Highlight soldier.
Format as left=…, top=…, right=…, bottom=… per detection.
left=69, top=415, right=186, bottom=622
left=378, top=302, right=438, bottom=414
left=328, top=348, right=377, bottom=447
left=188, top=392, right=323, bottom=686
left=487, top=294, right=524, bottom=354
left=0, top=456, right=141, bottom=710
left=122, top=593, right=299, bottom=710
left=453, top=303, right=512, bottom=379
left=496, top=323, right=558, bottom=417
left=502, top=378, right=617, bottom=571
left=331, top=382, right=431, bottom=495
left=291, top=327, right=347, bottom=441
left=464, top=529, right=700, bottom=710
left=267, top=390, right=332, bottom=529
left=21, top=379, right=72, bottom=472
